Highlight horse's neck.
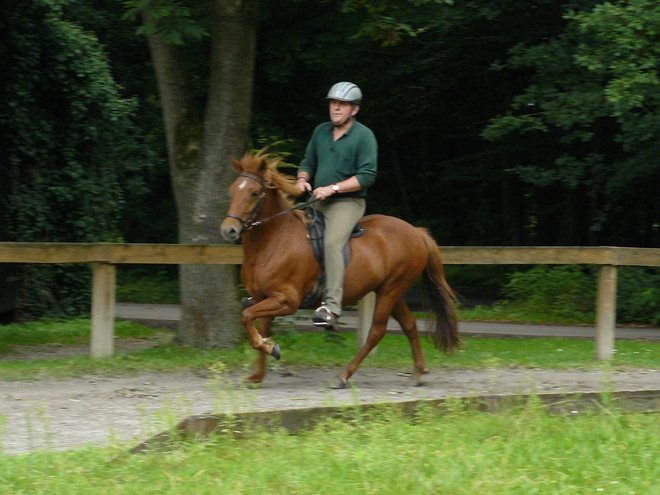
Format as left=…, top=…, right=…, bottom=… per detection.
left=259, top=191, right=288, bottom=222
left=243, top=193, right=304, bottom=251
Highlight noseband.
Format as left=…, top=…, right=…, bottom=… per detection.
left=224, top=174, right=267, bottom=231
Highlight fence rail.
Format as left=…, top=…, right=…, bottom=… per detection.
left=1, top=243, right=659, bottom=360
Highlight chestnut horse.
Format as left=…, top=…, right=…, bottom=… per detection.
left=220, top=152, right=460, bottom=389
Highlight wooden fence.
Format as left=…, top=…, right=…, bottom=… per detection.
left=1, top=243, right=659, bottom=360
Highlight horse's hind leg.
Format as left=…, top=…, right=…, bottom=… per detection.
left=391, top=298, right=428, bottom=386
left=334, top=295, right=394, bottom=389
left=245, top=316, right=273, bottom=384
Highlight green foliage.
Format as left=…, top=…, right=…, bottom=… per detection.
left=18, top=265, right=92, bottom=320
left=445, top=265, right=511, bottom=302
left=1, top=2, right=136, bottom=242
left=123, top=0, right=209, bottom=45
left=341, top=0, right=456, bottom=47
left=483, top=0, right=660, bottom=238
left=116, top=266, right=180, bottom=304
left=569, top=0, right=660, bottom=116
left=466, top=265, right=660, bottom=327
left=617, top=267, right=660, bottom=326
left=502, top=265, right=596, bottom=321
left=0, top=0, right=149, bottom=317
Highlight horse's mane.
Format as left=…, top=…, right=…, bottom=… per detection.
left=238, top=151, right=306, bottom=221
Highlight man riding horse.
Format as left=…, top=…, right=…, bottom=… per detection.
left=222, top=85, right=458, bottom=388
left=295, top=82, right=378, bottom=330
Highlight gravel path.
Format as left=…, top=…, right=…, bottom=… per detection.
left=3, top=366, right=660, bottom=455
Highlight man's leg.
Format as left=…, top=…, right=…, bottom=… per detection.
left=314, top=198, right=365, bottom=325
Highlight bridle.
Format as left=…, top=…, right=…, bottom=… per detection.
left=224, top=173, right=318, bottom=232
left=224, top=174, right=267, bottom=232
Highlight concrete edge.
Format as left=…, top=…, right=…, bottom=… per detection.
left=130, top=389, right=660, bottom=454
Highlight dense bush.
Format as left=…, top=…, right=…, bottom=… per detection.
left=617, top=267, right=660, bottom=327
left=498, top=265, right=660, bottom=326
left=116, top=266, right=179, bottom=305
left=0, top=1, right=148, bottom=319
left=502, top=265, right=596, bottom=322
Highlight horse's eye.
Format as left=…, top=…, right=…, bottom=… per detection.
left=250, top=191, right=260, bottom=198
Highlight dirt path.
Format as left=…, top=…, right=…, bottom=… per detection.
left=3, top=364, right=660, bottom=456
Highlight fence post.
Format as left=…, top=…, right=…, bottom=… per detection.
left=595, top=264, right=617, bottom=361
left=357, top=292, right=376, bottom=354
left=91, top=262, right=116, bottom=359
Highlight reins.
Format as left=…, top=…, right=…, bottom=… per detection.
left=249, top=196, right=318, bottom=228
left=225, top=173, right=318, bottom=231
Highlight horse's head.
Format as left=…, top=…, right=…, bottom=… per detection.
left=220, top=154, right=269, bottom=241
left=221, top=152, right=301, bottom=240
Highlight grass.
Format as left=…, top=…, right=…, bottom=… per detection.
left=0, top=317, right=659, bottom=381
left=458, top=303, right=596, bottom=326
left=0, top=318, right=157, bottom=347
left=1, top=401, right=660, bottom=494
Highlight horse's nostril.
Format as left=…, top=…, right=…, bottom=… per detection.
left=221, top=226, right=240, bottom=241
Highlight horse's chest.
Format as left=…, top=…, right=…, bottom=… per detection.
left=241, top=249, right=317, bottom=287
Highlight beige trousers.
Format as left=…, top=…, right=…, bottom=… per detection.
left=314, top=197, right=366, bottom=316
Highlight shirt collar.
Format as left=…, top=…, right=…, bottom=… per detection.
left=327, top=119, right=356, bottom=136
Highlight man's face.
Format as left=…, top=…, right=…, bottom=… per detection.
left=329, top=99, right=358, bottom=125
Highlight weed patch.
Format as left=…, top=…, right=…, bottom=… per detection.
left=2, top=403, right=660, bottom=494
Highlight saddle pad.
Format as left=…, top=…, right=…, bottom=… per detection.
left=306, top=209, right=364, bottom=268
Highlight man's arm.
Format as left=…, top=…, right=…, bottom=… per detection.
left=312, top=176, right=361, bottom=200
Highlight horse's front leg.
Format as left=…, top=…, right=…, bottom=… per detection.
left=241, top=294, right=297, bottom=361
left=245, top=316, right=272, bottom=384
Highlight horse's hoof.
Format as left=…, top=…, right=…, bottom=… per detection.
left=244, top=373, right=264, bottom=384
left=271, top=343, right=281, bottom=360
left=331, top=377, right=347, bottom=389
left=413, top=371, right=426, bottom=387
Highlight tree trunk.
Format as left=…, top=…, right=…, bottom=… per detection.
left=144, top=0, right=260, bottom=348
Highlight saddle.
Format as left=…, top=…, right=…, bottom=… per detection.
left=299, top=207, right=365, bottom=309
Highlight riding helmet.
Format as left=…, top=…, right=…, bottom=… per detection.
left=326, top=82, right=362, bottom=106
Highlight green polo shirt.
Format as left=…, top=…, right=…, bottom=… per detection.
left=298, top=120, right=378, bottom=198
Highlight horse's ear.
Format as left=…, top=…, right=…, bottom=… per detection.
left=230, top=156, right=242, bottom=173
left=259, top=158, right=268, bottom=172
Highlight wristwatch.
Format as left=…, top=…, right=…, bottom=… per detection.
left=332, top=184, right=340, bottom=193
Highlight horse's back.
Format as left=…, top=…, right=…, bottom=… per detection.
left=361, top=213, right=420, bottom=233
left=360, top=214, right=427, bottom=249
left=346, top=214, right=429, bottom=297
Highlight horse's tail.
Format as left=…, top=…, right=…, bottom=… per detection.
left=418, top=228, right=461, bottom=354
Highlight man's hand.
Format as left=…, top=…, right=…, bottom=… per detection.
left=295, top=177, right=312, bottom=195
left=313, top=185, right=337, bottom=201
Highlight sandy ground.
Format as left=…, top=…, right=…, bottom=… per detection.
left=2, top=338, right=660, bottom=455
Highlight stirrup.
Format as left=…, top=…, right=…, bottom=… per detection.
left=241, top=297, right=255, bottom=308
left=312, top=305, right=338, bottom=330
